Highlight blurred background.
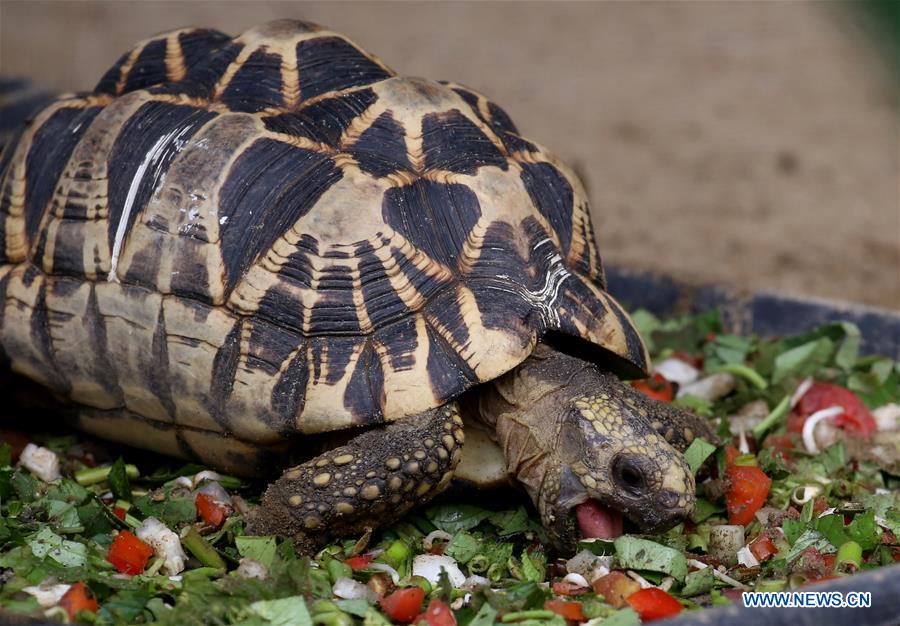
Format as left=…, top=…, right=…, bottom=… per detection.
left=1, top=1, right=897, bottom=309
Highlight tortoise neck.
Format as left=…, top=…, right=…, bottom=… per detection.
left=474, top=346, right=599, bottom=499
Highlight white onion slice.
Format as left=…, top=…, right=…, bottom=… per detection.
left=193, top=480, right=231, bottom=505
left=712, top=567, right=749, bottom=589
left=737, top=545, right=760, bottom=568
left=368, top=562, right=400, bottom=584
left=737, top=423, right=751, bottom=455
left=333, top=577, right=377, bottom=602
left=462, top=575, right=490, bottom=590
left=561, top=572, right=589, bottom=588
left=423, top=530, right=453, bottom=551
left=22, top=584, right=70, bottom=608
left=192, top=470, right=222, bottom=489
left=790, top=377, right=815, bottom=409
left=654, top=358, right=700, bottom=386
left=791, top=484, right=823, bottom=505
left=136, top=517, right=187, bottom=576
left=802, top=406, right=843, bottom=453
left=626, top=570, right=654, bottom=589
left=412, top=554, right=466, bottom=587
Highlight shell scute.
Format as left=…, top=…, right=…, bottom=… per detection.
left=1, top=19, right=649, bottom=449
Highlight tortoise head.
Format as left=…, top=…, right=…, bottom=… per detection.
left=482, top=348, right=697, bottom=553
left=535, top=383, right=696, bottom=552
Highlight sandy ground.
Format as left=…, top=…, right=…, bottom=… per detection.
left=1, top=1, right=897, bottom=309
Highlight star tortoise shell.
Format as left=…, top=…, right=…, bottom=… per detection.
left=0, top=20, right=648, bottom=468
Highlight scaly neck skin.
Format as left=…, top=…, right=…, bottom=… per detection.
left=475, top=345, right=594, bottom=502
left=475, top=344, right=700, bottom=551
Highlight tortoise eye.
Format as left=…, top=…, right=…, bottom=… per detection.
left=612, top=454, right=647, bottom=497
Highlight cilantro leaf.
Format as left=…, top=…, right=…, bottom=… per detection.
left=108, top=457, right=131, bottom=501
left=684, top=438, right=716, bottom=475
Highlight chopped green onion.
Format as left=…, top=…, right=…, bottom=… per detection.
left=181, top=527, right=226, bottom=570
left=835, top=541, right=862, bottom=573
left=712, top=363, right=768, bottom=389
left=75, top=463, right=139, bottom=486
left=752, top=394, right=791, bottom=440
left=501, top=610, right=557, bottom=622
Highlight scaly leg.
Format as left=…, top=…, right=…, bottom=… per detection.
left=248, top=403, right=464, bottom=553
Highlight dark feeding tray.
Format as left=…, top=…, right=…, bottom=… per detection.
left=606, top=266, right=900, bottom=625
left=606, top=266, right=899, bottom=359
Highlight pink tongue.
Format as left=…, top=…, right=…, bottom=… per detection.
left=575, top=500, right=624, bottom=539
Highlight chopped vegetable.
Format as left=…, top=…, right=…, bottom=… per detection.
left=625, top=588, right=683, bottom=621
left=195, top=492, right=228, bottom=527
left=379, top=587, right=425, bottom=623
left=412, top=554, right=466, bottom=586
left=725, top=454, right=772, bottom=526
left=345, top=554, right=375, bottom=570
left=631, top=373, right=675, bottom=402
left=423, top=599, right=457, bottom=626
left=19, top=443, right=60, bottom=482
left=22, top=583, right=71, bottom=608
left=135, top=516, right=187, bottom=575
left=708, top=525, right=745, bottom=566
left=749, top=535, right=778, bottom=562
left=107, top=530, right=154, bottom=575
left=544, top=599, right=585, bottom=621
left=790, top=381, right=877, bottom=438
left=614, top=536, right=688, bottom=581
left=592, top=571, right=641, bottom=608
left=58, top=581, right=99, bottom=620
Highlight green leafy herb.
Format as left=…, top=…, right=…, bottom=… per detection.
left=684, top=438, right=716, bottom=475
left=613, top=536, right=688, bottom=581
left=236, top=535, right=278, bottom=569
left=107, top=457, right=132, bottom=501
left=248, top=596, right=312, bottom=626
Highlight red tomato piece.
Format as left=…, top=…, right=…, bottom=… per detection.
left=749, top=535, right=778, bottom=562
left=111, top=506, right=127, bottom=521
left=59, top=582, right=99, bottom=620
left=726, top=464, right=772, bottom=526
left=791, top=382, right=877, bottom=438
left=107, top=530, right=154, bottom=575
left=380, top=587, right=425, bottom=623
left=631, top=373, right=675, bottom=402
left=544, top=599, right=585, bottom=621
left=626, top=588, right=683, bottom=621
left=423, top=599, right=456, bottom=626
left=195, top=492, right=228, bottom=528
left=723, top=445, right=741, bottom=467
left=552, top=580, right=588, bottom=596
left=345, top=554, right=374, bottom=570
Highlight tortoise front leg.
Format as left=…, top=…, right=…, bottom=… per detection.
left=248, top=403, right=464, bottom=553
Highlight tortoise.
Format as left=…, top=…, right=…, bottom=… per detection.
left=0, top=19, right=714, bottom=553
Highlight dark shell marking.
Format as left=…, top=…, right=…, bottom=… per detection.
left=0, top=20, right=648, bottom=463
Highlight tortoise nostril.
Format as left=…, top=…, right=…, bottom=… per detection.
left=658, top=489, right=680, bottom=509
left=612, top=455, right=647, bottom=496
